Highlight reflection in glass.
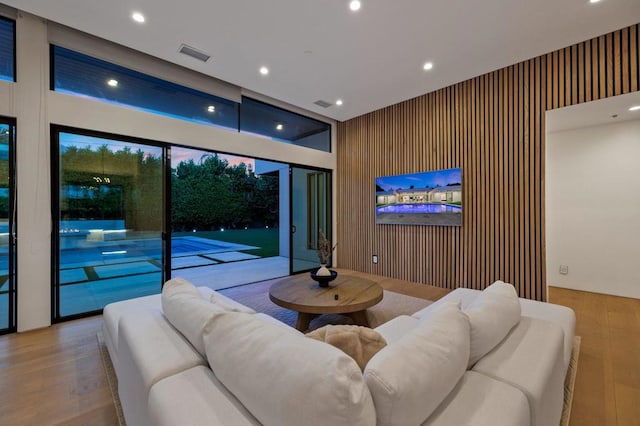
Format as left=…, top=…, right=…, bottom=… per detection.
left=240, top=97, right=331, bottom=152
left=52, top=46, right=238, bottom=130
left=0, top=18, right=14, bottom=82
left=56, top=131, right=164, bottom=317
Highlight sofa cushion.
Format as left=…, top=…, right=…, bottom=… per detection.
left=210, top=292, right=256, bottom=314
left=422, top=371, right=530, bottom=426
left=162, top=278, right=229, bottom=356
left=102, top=285, right=218, bottom=373
left=364, top=301, right=470, bottom=426
left=306, top=325, right=387, bottom=371
left=373, top=315, right=420, bottom=344
left=464, top=281, right=521, bottom=366
left=204, top=312, right=376, bottom=426
left=117, top=309, right=206, bottom=426
left=163, top=277, right=202, bottom=298
left=412, top=288, right=480, bottom=319
left=148, top=365, right=260, bottom=426
left=472, top=317, right=565, bottom=426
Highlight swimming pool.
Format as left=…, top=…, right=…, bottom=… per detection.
left=171, top=237, right=228, bottom=254
left=376, top=203, right=462, bottom=214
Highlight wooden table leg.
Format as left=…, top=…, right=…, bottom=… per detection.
left=348, top=310, right=370, bottom=327
left=296, top=312, right=317, bottom=331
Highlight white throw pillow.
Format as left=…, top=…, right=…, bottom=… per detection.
left=163, top=277, right=201, bottom=298
left=162, top=278, right=226, bottom=356
left=210, top=292, right=256, bottom=314
left=364, top=302, right=470, bottom=426
left=204, top=312, right=377, bottom=426
left=464, top=280, right=521, bottom=367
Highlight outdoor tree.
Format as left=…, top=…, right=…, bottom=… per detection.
left=171, top=154, right=278, bottom=231
left=59, top=145, right=278, bottom=232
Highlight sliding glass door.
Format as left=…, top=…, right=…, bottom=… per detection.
left=0, top=118, right=15, bottom=333
left=290, top=167, right=332, bottom=273
left=52, top=128, right=165, bottom=319
left=50, top=126, right=333, bottom=320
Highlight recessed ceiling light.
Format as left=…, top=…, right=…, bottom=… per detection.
left=350, top=1, right=361, bottom=11
left=132, top=12, right=145, bottom=23
left=589, top=0, right=601, bottom=3
left=259, top=66, right=269, bottom=75
left=629, top=105, right=640, bottom=111
left=207, top=105, right=216, bottom=113
left=423, top=62, right=434, bottom=71
left=336, top=99, right=343, bottom=106
left=276, top=123, right=283, bottom=130
left=107, top=79, right=118, bottom=87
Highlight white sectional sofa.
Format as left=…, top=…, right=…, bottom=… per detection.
left=102, top=278, right=575, bottom=426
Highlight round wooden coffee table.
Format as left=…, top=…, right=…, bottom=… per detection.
left=269, top=273, right=383, bottom=331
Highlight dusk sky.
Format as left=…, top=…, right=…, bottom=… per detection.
left=60, top=133, right=255, bottom=170
left=376, top=168, right=462, bottom=192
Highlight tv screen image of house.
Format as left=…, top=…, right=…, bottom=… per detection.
left=375, top=168, right=462, bottom=226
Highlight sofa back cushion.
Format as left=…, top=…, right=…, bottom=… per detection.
left=363, top=302, right=470, bottom=426
left=204, top=312, right=376, bottom=426
left=464, top=280, right=521, bottom=367
left=209, top=292, right=256, bottom=314
left=162, top=278, right=227, bottom=356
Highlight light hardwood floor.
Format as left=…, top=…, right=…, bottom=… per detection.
left=0, top=316, right=117, bottom=425
left=549, top=287, right=640, bottom=426
left=0, top=286, right=637, bottom=425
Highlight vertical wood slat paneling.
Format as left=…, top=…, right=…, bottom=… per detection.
left=337, top=24, right=640, bottom=301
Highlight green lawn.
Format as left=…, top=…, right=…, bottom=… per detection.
left=174, top=228, right=279, bottom=258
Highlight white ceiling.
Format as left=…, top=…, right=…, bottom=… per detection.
left=546, top=91, right=640, bottom=133
left=5, top=0, right=640, bottom=121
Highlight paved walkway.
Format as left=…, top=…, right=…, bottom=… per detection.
left=58, top=254, right=319, bottom=315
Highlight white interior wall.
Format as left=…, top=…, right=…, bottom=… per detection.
left=14, top=12, right=51, bottom=332
left=546, top=119, right=640, bottom=299
left=7, top=12, right=337, bottom=331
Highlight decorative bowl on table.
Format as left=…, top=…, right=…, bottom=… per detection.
left=310, top=269, right=338, bottom=288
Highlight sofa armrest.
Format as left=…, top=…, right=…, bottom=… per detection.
left=472, top=317, right=565, bottom=426
left=117, top=310, right=205, bottom=426
left=519, top=298, right=576, bottom=372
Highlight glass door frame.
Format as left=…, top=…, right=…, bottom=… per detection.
left=0, top=116, right=16, bottom=334
left=50, top=125, right=170, bottom=322
left=289, top=165, right=333, bottom=275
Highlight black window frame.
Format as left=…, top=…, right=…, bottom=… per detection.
left=50, top=125, right=170, bottom=322
left=0, top=115, right=17, bottom=334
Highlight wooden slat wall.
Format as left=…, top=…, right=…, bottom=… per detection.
left=337, top=24, right=640, bottom=301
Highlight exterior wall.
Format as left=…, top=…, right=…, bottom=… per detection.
left=337, top=23, right=640, bottom=301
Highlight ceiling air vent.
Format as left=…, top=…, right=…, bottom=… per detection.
left=178, top=44, right=211, bottom=62
left=313, top=100, right=332, bottom=108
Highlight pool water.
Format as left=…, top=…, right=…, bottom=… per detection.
left=376, top=203, right=462, bottom=214
left=171, top=238, right=227, bottom=254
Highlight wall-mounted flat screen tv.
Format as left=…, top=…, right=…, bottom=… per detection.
left=375, top=168, right=462, bottom=226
